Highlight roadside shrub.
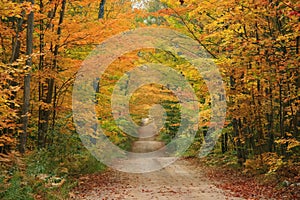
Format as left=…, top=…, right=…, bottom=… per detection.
left=0, top=172, right=33, bottom=200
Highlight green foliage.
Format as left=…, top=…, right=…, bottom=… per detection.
left=0, top=172, right=33, bottom=200
left=65, top=45, right=95, bottom=60
left=26, top=139, right=106, bottom=177
left=22, top=125, right=106, bottom=199
left=182, top=130, right=203, bottom=157
left=158, top=100, right=181, bottom=143
left=100, top=119, right=134, bottom=150
left=200, top=150, right=241, bottom=169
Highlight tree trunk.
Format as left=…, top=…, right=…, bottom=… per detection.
left=232, top=118, right=245, bottom=165
left=20, top=0, right=34, bottom=154
left=37, top=0, right=66, bottom=148
left=221, top=132, right=228, bottom=153
left=98, top=0, right=106, bottom=19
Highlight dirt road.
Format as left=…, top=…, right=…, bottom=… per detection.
left=72, top=158, right=244, bottom=200
left=72, top=123, right=243, bottom=199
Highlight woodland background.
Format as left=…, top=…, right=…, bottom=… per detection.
left=0, top=0, right=299, bottom=199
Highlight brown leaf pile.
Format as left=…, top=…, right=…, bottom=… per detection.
left=202, top=165, right=300, bottom=200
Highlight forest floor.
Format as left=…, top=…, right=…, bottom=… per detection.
left=70, top=158, right=244, bottom=200
left=70, top=123, right=243, bottom=200
left=70, top=156, right=300, bottom=200
left=70, top=123, right=299, bottom=200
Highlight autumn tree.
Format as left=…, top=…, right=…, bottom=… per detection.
left=159, top=0, right=299, bottom=165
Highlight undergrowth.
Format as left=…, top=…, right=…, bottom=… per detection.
left=0, top=131, right=107, bottom=200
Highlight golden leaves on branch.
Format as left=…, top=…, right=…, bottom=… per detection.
left=0, top=135, right=15, bottom=148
